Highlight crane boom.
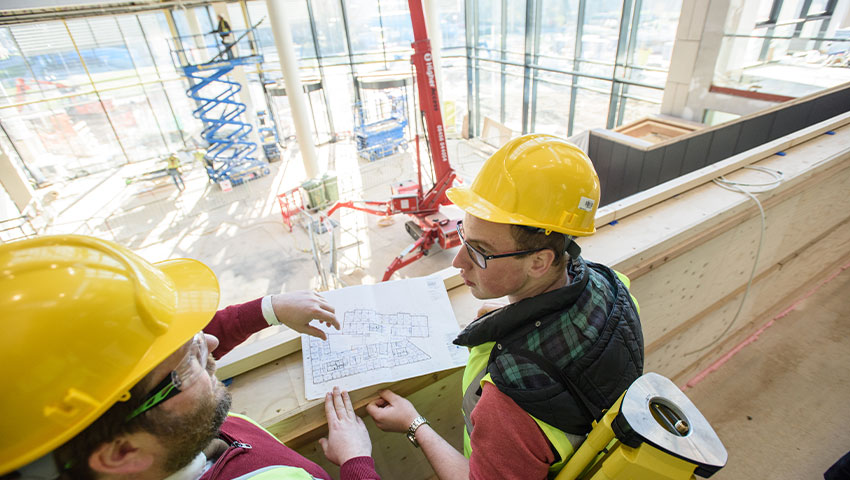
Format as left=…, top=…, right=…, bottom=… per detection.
left=322, top=0, right=461, bottom=281
left=408, top=0, right=455, bottom=211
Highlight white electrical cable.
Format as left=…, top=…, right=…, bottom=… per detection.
left=711, top=165, right=784, bottom=188
left=685, top=166, right=784, bottom=355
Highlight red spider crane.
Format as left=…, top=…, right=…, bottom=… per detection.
left=325, top=0, right=460, bottom=281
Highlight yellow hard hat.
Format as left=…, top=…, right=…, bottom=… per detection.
left=447, top=133, right=601, bottom=236
left=0, top=235, right=220, bottom=474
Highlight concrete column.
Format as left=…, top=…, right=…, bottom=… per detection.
left=265, top=0, right=320, bottom=179
left=661, top=0, right=717, bottom=121
left=165, top=11, right=189, bottom=66
left=230, top=68, right=263, bottom=149
left=717, top=0, right=763, bottom=73
left=661, top=0, right=776, bottom=122
left=185, top=7, right=206, bottom=49
left=0, top=149, right=35, bottom=215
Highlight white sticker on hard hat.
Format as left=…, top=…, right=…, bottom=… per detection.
left=578, top=196, right=595, bottom=211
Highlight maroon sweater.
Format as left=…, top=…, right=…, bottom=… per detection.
left=203, top=298, right=380, bottom=480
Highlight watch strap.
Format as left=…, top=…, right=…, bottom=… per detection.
left=406, top=415, right=430, bottom=448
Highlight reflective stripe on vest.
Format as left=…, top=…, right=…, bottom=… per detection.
left=227, top=412, right=285, bottom=444
left=229, top=466, right=319, bottom=480
left=461, top=343, right=584, bottom=474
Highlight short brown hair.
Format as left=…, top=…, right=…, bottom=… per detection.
left=53, top=376, right=158, bottom=479
left=510, top=225, right=569, bottom=270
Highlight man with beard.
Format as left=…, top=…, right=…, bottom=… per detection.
left=365, top=134, right=643, bottom=479
left=0, top=235, right=379, bottom=480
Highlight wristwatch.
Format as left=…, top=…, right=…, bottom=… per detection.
left=406, top=415, right=430, bottom=448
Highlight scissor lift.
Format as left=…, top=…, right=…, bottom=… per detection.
left=354, top=94, right=409, bottom=161
left=173, top=20, right=270, bottom=187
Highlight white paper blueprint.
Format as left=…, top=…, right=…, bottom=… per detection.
left=302, top=276, right=468, bottom=399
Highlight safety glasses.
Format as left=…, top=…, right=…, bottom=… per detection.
left=126, top=332, right=209, bottom=421
left=456, top=220, right=544, bottom=269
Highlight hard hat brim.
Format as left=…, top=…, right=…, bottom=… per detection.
left=127, top=258, right=221, bottom=387
left=447, top=186, right=596, bottom=236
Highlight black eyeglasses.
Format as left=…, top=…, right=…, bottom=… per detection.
left=456, top=220, right=544, bottom=269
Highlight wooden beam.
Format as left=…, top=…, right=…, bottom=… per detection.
left=620, top=146, right=850, bottom=281
left=276, top=369, right=460, bottom=449
left=708, top=84, right=796, bottom=103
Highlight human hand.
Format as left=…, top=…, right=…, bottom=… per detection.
left=476, top=301, right=506, bottom=318
left=319, top=387, right=372, bottom=466
left=270, top=291, right=339, bottom=340
left=365, top=389, right=419, bottom=433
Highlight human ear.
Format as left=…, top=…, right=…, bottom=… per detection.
left=527, top=249, right=556, bottom=278
left=88, top=435, right=155, bottom=475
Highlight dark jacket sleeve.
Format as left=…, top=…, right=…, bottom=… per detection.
left=204, top=297, right=269, bottom=359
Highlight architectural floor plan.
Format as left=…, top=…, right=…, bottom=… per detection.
left=302, top=277, right=468, bottom=399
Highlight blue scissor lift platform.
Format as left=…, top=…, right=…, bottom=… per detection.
left=173, top=22, right=270, bottom=187
left=354, top=94, right=409, bottom=162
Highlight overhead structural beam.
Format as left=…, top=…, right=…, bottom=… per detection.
left=0, top=0, right=211, bottom=25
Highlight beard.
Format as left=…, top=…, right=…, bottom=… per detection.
left=147, top=363, right=232, bottom=474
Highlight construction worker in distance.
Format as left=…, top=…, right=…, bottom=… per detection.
left=366, top=134, right=644, bottom=479
left=193, top=146, right=212, bottom=169
left=166, top=151, right=185, bottom=191
left=0, top=235, right=380, bottom=479
left=213, top=14, right=233, bottom=59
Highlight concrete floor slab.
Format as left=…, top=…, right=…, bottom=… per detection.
left=33, top=138, right=477, bottom=307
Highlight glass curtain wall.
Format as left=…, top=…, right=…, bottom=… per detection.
left=0, top=12, right=196, bottom=184
left=464, top=0, right=681, bottom=138
left=1, top=0, right=681, bottom=187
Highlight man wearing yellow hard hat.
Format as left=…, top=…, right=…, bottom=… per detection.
left=166, top=152, right=185, bottom=191
left=365, top=134, right=644, bottom=479
left=0, top=235, right=380, bottom=479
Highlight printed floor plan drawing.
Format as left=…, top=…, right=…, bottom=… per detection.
left=308, top=309, right=432, bottom=384
left=302, top=277, right=468, bottom=399
left=342, top=309, right=430, bottom=337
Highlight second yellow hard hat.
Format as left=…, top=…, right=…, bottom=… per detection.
left=447, top=133, right=601, bottom=236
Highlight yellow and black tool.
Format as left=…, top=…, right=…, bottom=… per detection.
left=556, top=372, right=727, bottom=480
